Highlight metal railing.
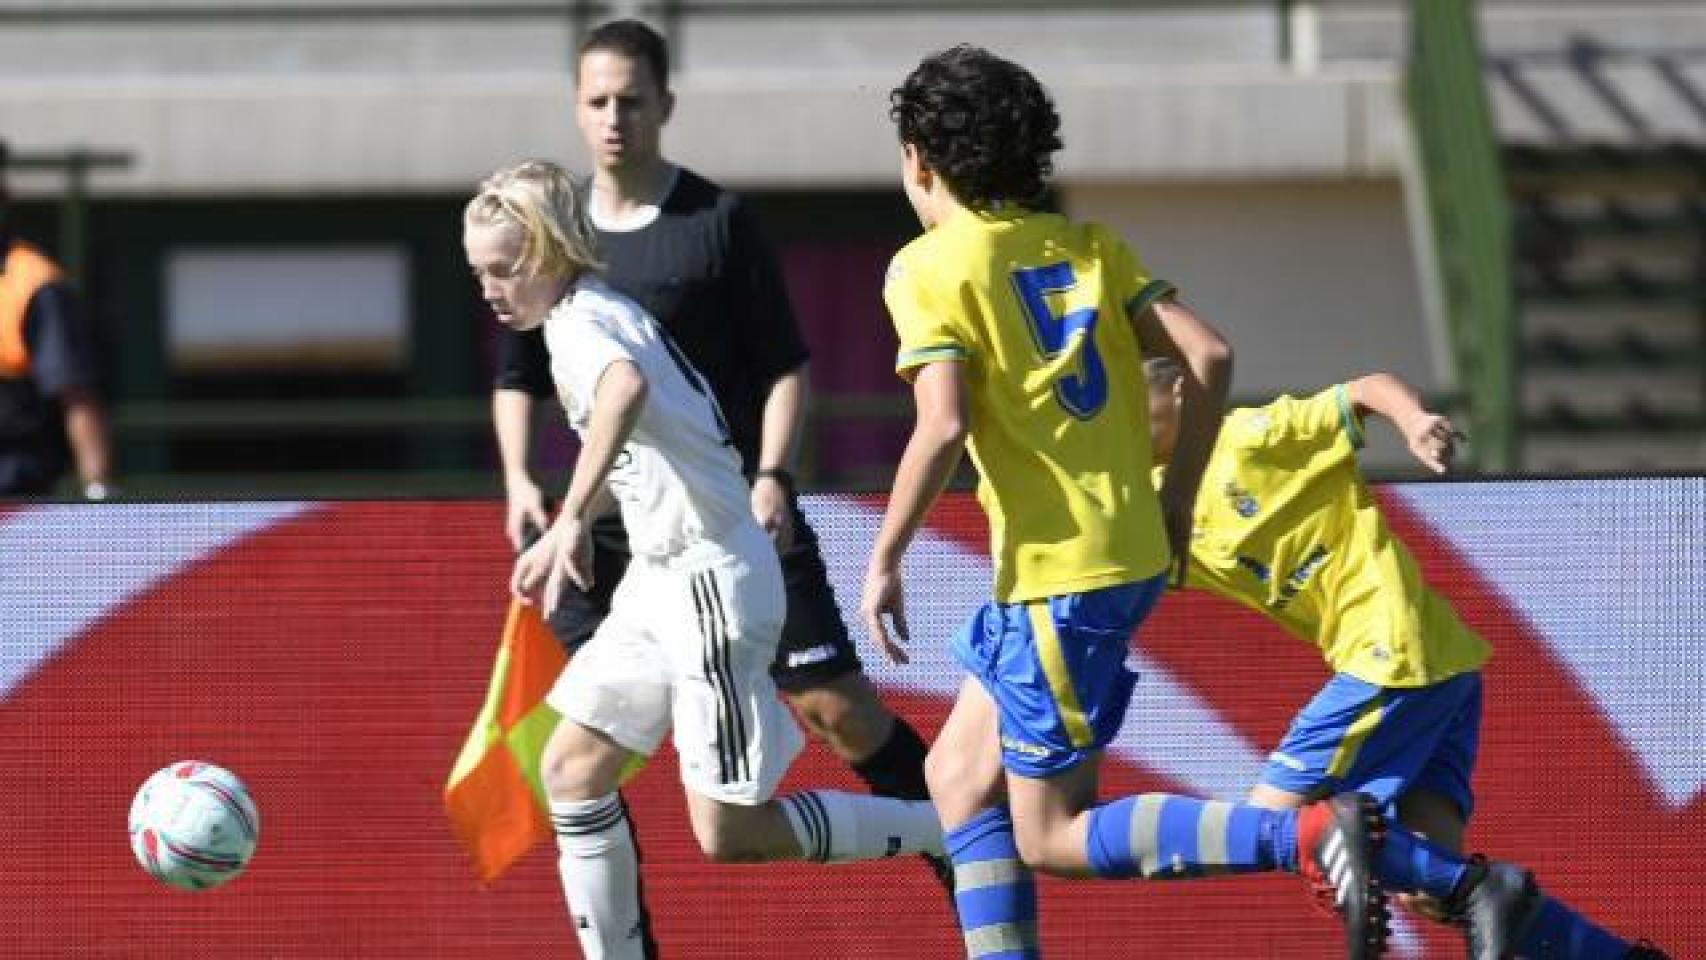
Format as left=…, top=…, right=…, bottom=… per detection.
left=5, top=149, right=133, bottom=290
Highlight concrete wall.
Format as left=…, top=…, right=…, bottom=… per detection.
left=0, top=3, right=1402, bottom=194
left=2, top=67, right=1407, bottom=194
left=1066, top=178, right=1441, bottom=469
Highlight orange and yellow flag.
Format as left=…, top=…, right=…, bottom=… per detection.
left=444, top=600, right=566, bottom=885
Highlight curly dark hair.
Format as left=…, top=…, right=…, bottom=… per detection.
left=889, top=45, right=1063, bottom=211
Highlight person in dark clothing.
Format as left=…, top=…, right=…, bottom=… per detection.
left=0, top=140, right=114, bottom=499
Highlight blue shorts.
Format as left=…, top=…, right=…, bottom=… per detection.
left=1262, top=670, right=1483, bottom=819
left=951, top=577, right=1166, bottom=779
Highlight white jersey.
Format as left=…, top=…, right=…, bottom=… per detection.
left=544, top=275, right=753, bottom=559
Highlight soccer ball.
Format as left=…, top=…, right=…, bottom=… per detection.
left=128, top=761, right=260, bottom=891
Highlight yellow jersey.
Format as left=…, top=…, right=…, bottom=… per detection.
left=1171, top=385, right=1490, bottom=687
left=885, top=208, right=1173, bottom=602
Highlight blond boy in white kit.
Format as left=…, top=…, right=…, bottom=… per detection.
left=463, top=160, right=944, bottom=959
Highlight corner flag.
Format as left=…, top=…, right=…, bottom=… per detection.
left=444, top=600, right=566, bottom=885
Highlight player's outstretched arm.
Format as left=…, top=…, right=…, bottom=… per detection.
left=862, top=360, right=969, bottom=664
left=1346, top=372, right=1461, bottom=474
left=1134, top=298, right=1233, bottom=582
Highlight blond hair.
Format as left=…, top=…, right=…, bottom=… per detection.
left=464, top=159, right=604, bottom=278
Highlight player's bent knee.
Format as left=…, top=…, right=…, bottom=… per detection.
left=541, top=749, right=600, bottom=800
left=541, top=725, right=626, bottom=801
left=1012, top=830, right=1047, bottom=871
left=1012, top=827, right=1071, bottom=876
left=924, top=740, right=982, bottom=805
left=924, top=745, right=1003, bottom=825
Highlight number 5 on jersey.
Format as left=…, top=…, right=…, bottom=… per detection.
left=1011, top=262, right=1107, bottom=419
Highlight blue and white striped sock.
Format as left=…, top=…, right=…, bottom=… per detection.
left=1086, top=793, right=1286, bottom=879
left=946, top=806, right=1038, bottom=960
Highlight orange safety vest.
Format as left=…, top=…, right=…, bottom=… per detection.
left=0, top=241, right=65, bottom=378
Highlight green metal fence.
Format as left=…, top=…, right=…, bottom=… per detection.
left=1404, top=0, right=1519, bottom=471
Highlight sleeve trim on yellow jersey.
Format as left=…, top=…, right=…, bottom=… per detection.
left=1334, top=383, right=1366, bottom=449
left=1125, top=278, right=1176, bottom=317
left=896, top=344, right=969, bottom=373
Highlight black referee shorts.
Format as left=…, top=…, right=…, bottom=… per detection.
left=546, top=505, right=864, bottom=693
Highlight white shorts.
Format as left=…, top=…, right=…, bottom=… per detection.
left=547, top=521, right=803, bottom=805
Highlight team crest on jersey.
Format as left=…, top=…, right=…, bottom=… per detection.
left=1223, top=480, right=1260, bottom=518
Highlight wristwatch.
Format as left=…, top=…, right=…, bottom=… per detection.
left=753, top=468, right=795, bottom=494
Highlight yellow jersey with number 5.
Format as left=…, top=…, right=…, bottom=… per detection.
left=884, top=207, right=1174, bottom=602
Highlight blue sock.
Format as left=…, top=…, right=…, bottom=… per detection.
left=1378, top=827, right=1469, bottom=900
left=1519, top=897, right=1632, bottom=959
left=1085, top=793, right=1292, bottom=879
left=1272, top=807, right=1300, bottom=873
left=946, top=807, right=1038, bottom=959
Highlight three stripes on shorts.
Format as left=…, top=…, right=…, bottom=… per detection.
left=691, top=570, right=748, bottom=786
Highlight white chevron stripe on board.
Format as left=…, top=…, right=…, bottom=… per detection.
left=0, top=501, right=316, bottom=701
left=1391, top=480, right=1706, bottom=810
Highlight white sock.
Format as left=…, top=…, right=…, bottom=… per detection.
left=779, top=789, right=945, bottom=863
left=551, top=794, right=646, bottom=960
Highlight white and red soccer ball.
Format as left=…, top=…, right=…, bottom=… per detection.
left=128, top=761, right=259, bottom=891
